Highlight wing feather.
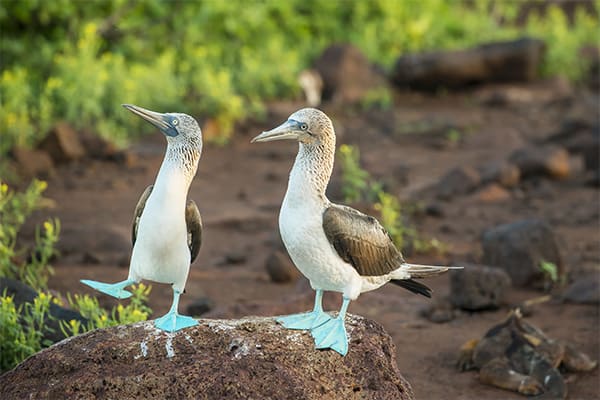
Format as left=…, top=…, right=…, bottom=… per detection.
left=185, top=199, right=202, bottom=264
left=323, top=204, right=405, bottom=276
left=131, top=185, right=154, bottom=245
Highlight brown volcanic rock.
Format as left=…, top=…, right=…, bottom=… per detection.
left=38, top=122, right=85, bottom=164
left=0, top=316, right=414, bottom=400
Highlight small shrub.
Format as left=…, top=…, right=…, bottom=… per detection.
left=0, top=180, right=151, bottom=372
left=60, top=283, right=152, bottom=336
left=0, top=291, right=53, bottom=372
left=337, top=145, right=446, bottom=254
left=0, top=180, right=59, bottom=291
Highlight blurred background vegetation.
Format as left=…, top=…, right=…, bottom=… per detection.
left=1, top=0, right=598, bottom=155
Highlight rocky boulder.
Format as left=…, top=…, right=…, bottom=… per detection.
left=0, top=316, right=414, bottom=400
left=38, top=122, right=85, bottom=164
left=10, top=147, right=55, bottom=179
left=450, top=264, right=512, bottom=310
left=482, top=219, right=564, bottom=288
left=391, top=38, right=546, bottom=91
left=265, top=250, right=301, bottom=283
left=314, top=43, right=387, bottom=104
left=508, top=145, right=570, bottom=180
left=434, top=165, right=482, bottom=199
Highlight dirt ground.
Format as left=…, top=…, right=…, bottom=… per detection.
left=23, top=80, right=599, bottom=399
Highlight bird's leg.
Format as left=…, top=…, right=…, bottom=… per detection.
left=154, top=288, right=199, bottom=333
left=311, top=296, right=350, bottom=356
left=277, top=289, right=332, bottom=330
left=80, top=279, right=136, bottom=299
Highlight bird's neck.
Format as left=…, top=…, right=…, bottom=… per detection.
left=153, top=144, right=200, bottom=204
left=285, top=141, right=334, bottom=208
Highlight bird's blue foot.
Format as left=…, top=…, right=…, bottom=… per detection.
left=311, top=316, right=348, bottom=356
left=80, top=279, right=134, bottom=299
left=277, top=310, right=332, bottom=330
left=154, top=311, right=198, bottom=333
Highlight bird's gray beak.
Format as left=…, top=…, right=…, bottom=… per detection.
left=123, top=104, right=177, bottom=137
left=251, top=120, right=300, bottom=143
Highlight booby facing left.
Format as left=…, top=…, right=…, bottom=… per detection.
left=252, top=108, right=459, bottom=355
left=81, top=104, right=203, bottom=333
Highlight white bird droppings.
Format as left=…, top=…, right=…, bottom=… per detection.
left=134, top=341, right=148, bottom=360
left=165, top=335, right=175, bottom=358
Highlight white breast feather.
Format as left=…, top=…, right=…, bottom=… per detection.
left=128, top=165, right=190, bottom=291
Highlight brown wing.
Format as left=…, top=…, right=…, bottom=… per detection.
left=131, top=185, right=154, bottom=245
left=322, top=204, right=405, bottom=276
left=185, top=199, right=202, bottom=264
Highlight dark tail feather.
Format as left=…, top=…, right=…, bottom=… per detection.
left=391, top=279, right=432, bottom=298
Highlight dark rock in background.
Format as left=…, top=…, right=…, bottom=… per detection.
left=562, top=274, right=600, bottom=304
left=38, top=122, right=85, bottom=164
left=186, top=296, right=214, bottom=316
left=420, top=297, right=460, bottom=323
left=79, top=130, right=119, bottom=160
left=265, top=250, right=300, bottom=283
left=509, top=145, right=570, bottom=179
left=545, top=117, right=599, bottom=174
left=314, top=43, right=387, bottom=104
left=480, top=160, right=521, bottom=188
left=435, top=165, right=481, bottom=199
left=10, top=146, right=55, bottom=179
left=0, top=277, right=87, bottom=345
left=482, top=219, right=564, bottom=288
left=450, top=264, right=512, bottom=310
left=391, top=38, right=546, bottom=91
left=0, top=317, right=415, bottom=400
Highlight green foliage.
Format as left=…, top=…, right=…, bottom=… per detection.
left=523, top=5, right=599, bottom=81
left=360, top=87, right=393, bottom=111
left=374, top=191, right=417, bottom=251
left=338, top=144, right=373, bottom=203
left=0, top=291, right=53, bottom=372
left=0, top=181, right=151, bottom=372
left=60, top=283, right=151, bottom=336
left=539, top=260, right=558, bottom=283
left=338, top=145, right=445, bottom=254
left=0, top=180, right=59, bottom=290
left=0, top=1, right=597, bottom=156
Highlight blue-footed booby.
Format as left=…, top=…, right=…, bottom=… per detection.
left=252, top=108, right=458, bottom=355
left=81, top=104, right=203, bottom=332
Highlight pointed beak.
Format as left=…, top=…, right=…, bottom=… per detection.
left=251, top=120, right=301, bottom=143
left=123, top=104, right=176, bottom=137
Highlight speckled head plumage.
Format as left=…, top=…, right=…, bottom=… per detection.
left=123, top=104, right=203, bottom=179
left=252, top=108, right=336, bottom=197
left=251, top=108, right=335, bottom=148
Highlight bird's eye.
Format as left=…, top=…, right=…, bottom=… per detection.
left=172, top=119, right=179, bottom=126
left=300, top=123, right=308, bottom=131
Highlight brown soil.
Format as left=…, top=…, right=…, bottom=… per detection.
left=23, top=81, right=599, bottom=399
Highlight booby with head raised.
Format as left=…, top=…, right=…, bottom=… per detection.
left=252, top=108, right=458, bottom=355
left=81, top=104, right=203, bottom=332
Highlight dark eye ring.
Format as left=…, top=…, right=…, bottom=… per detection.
left=300, top=123, right=308, bottom=131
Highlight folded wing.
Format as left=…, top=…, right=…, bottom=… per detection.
left=322, top=204, right=405, bottom=277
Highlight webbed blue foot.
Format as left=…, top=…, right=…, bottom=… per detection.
left=277, top=310, right=331, bottom=330
left=153, top=288, right=198, bottom=333
left=154, top=312, right=198, bottom=332
left=80, top=279, right=135, bottom=299
left=311, top=296, right=351, bottom=356
left=312, top=316, right=348, bottom=356
left=277, top=289, right=331, bottom=330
